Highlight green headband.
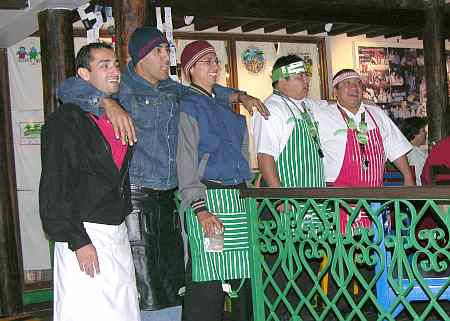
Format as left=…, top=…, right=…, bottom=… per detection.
left=272, top=60, right=306, bottom=82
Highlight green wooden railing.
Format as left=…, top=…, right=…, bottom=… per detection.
left=241, top=187, right=450, bottom=321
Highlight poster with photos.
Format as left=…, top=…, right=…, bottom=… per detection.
left=357, top=45, right=428, bottom=124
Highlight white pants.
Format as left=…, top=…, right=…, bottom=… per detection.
left=53, top=222, right=140, bottom=321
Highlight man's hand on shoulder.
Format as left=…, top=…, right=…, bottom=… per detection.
left=237, top=92, right=270, bottom=120
left=75, top=243, right=100, bottom=278
left=101, top=97, right=137, bottom=146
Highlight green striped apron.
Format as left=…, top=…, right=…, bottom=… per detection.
left=186, top=188, right=250, bottom=282
left=276, top=99, right=325, bottom=188
left=275, top=97, right=325, bottom=226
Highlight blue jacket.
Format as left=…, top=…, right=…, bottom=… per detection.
left=177, top=88, right=252, bottom=208
left=61, top=64, right=236, bottom=190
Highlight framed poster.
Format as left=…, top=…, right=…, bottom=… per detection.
left=355, top=44, right=427, bottom=124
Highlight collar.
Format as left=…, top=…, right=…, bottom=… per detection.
left=189, top=83, right=215, bottom=97
left=57, top=76, right=108, bottom=105
left=122, top=61, right=176, bottom=94
left=336, top=101, right=365, bottom=119
left=273, top=90, right=306, bottom=112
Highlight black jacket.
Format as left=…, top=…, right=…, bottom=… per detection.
left=39, top=103, right=132, bottom=251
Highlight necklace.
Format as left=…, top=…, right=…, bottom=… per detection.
left=274, top=90, right=324, bottom=158
left=337, top=105, right=369, bottom=170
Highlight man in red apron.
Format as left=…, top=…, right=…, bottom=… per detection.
left=314, top=68, right=414, bottom=314
left=315, top=69, right=414, bottom=230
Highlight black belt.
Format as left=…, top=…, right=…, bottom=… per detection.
left=202, top=180, right=247, bottom=189
left=136, top=186, right=177, bottom=196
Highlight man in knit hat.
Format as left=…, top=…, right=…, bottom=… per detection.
left=177, top=40, right=253, bottom=321
left=67, top=26, right=268, bottom=321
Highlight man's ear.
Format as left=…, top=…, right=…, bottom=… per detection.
left=332, top=87, right=338, bottom=98
left=77, top=67, right=90, bottom=81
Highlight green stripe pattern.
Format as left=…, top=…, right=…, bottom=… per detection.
left=186, top=188, right=250, bottom=282
left=276, top=116, right=325, bottom=188
left=276, top=113, right=326, bottom=226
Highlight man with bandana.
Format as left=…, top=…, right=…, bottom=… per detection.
left=252, top=54, right=327, bottom=321
left=253, top=54, right=326, bottom=190
left=313, top=68, right=413, bottom=315
left=315, top=68, right=414, bottom=228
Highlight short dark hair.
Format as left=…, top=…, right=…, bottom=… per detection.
left=272, top=54, right=304, bottom=88
left=75, top=42, right=114, bottom=72
left=332, top=68, right=358, bottom=88
left=399, top=116, right=428, bottom=141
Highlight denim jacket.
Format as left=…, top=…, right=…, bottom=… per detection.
left=61, top=65, right=237, bottom=189
left=119, top=62, right=236, bottom=190
left=58, top=76, right=108, bottom=112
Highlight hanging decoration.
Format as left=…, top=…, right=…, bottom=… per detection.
left=241, top=46, right=265, bottom=74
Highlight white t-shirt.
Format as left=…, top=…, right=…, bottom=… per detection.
left=313, top=102, right=412, bottom=182
left=407, top=145, right=427, bottom=186
left=252, top=93, right=328, bottom=161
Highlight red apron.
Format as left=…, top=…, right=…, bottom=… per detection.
left=333, top=109, right=386, bottom=234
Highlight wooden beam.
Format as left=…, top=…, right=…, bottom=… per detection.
left=346, top=27, right=377, bottom=37
left=382, top=27, right=414, bottom=38
left=0, top=48, right=24, bottom=317
left=218, top=19, right=247, bottom=32
left=38, top=9, right=75, bottom=117
left=423, top=0, right=449, bottom=142
left=172, top=16, right=188, bottom=29
left=285, top=22, right=310, bottom=34
left=194, top=19, right=218, bottom=31
left=400, top=32, right=421, bottom=39
left=306, top=23, right=326, bottom=35
left=327, top=24, right=367, bottom=36
left=113, top=0, right=150, bottom=69
left=241, top=20, right=270, bottom=32
left=158, top=0, right=425, bottom=28
left=0, top=0, right=28, bottom=10
left=264, top=22, right=285, bottom=33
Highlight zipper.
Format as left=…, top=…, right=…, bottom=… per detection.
left=119, top=147, right=134, bottom=198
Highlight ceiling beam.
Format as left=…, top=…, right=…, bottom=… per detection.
left=218, top=19, right=247, bottom=32
left=194, top=19, right=217, bottom=31
left=264, top=21, right=285, bottom=33
left=0, top=0, right=28, bottom=10
left=401, top=32, right=421, bottom=39
left=241, top=20, right=270, bottom=32
left=306, top=23, right=326, bottom=35
left=285, top=22, right=310, bottom=34
left=327, top=24, right=368, bottom=36
left=157, top=0, right=426, bottom=28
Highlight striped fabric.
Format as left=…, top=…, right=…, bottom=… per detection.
left=276, top=110, right=325, bottom=188
left=275, top=103, right=326, bottom=227
left=186, top=188, right=250, bottom=282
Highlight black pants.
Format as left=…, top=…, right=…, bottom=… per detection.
left=183, top=258, right=253, bottom=321
left=126, top=186, right=185, bottom=310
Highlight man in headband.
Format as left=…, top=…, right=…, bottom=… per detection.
left=253, top=54, right=326, bottom=190
left=252, top=54, right=327, bottom=320
left=315, top=68, right=414, bottom=190
left=313, top=68, right=413, bottom=313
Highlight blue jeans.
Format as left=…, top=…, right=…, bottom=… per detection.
left=140, top=306, right=182, bottom=321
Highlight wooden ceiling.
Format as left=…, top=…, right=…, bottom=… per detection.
left=2, top=0, right=450, bottom=39
left=0, top=0, right=28, bottom=10
left=157, top=0, right=450, bottom=39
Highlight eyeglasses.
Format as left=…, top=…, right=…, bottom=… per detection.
left=196, top=58, right=221, bottom=66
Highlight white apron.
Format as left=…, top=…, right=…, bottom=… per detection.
left=53, top=222, right=140, bottom=321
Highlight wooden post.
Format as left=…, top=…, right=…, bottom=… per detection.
left=38, top=9, right=75, bottom=118
left=0, top=48, right=24, bottom=317
left=113, top=0, right=155, bottom=69
left=423, top=0, right=449, bottom=144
